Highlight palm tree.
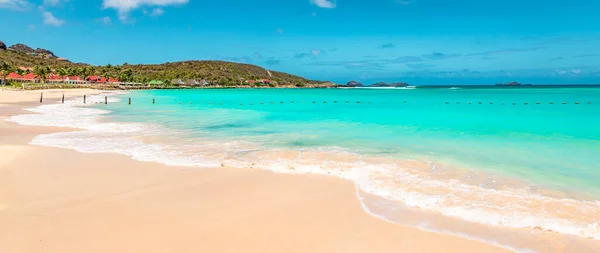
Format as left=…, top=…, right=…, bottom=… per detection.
left=33, top=66, right=51, bottom=88
left=1, top=61, right=15, bottom=90
left=119, top=68, right=133, bottom=83
left=78, top=66, right=91, bottom=83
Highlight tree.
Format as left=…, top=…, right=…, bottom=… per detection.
left=119, top=68, right=133, bottom=83
left=33, top=65, right=51, bottom=88
left=78, top=66, right=91, bottom=82
left=56, top=68, right=68, bottom=79
left=1, top=61, right=15, bottom=90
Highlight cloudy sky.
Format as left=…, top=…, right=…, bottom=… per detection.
left=1, top=0, right=600, bottom=84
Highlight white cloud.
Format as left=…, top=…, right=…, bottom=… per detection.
left=149, top=7, right=164, bottom=17
left=0, top=0, right=29, bottom=10
left=42, top=11, right=65, bottom=26
left=43, top=0, right=70, bottom=6
left=310, top=0, right=336, bottom=8
left=396, top=0, right=416, bottom=4
left=99, top=16, right=112, bottom=25
left=311, top=49, right=322, bottom=56
left=103, top=0, right=188, bottom=21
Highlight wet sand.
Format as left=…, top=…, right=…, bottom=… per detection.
left=0, top=90, right=517, bottom=253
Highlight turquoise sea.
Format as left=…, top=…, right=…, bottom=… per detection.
left=10, top=87, right=600, bottom=247
left=108, top=88, right=600, bottom=195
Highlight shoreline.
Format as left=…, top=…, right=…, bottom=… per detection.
left=2, top=89, right=600, bottom=252
left=0, top=89, right=512, bottom=253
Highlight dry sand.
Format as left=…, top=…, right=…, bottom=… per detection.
left=0, top=89, right=512, bottom=253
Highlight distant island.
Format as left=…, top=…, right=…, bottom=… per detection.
left=342, top=81, right=409, bottom=88
left=494, top=81, right=533, bottom=86
left=0, top=40, right=334, bottom=90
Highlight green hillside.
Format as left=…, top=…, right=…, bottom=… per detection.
left=0, top=42, right=330, bottom=87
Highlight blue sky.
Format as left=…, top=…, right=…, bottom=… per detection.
left=1, top=0, right=600, bottom=84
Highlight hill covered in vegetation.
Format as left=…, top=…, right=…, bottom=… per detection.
left=0, top=40, right=330, bottom=87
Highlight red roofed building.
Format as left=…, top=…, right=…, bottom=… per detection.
left=6, top=72, right=23, bottom=80
left=22, top=73, right=39, bottom=81
left=108, top=78, right=120, bottom=84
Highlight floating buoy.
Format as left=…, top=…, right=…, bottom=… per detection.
left=445, top=102, right=449, bottom=104
left=357, top=101, right=361, bottom=104
left=209, top=102, right=213, bottom=104
left=490, top=102, right=494, bottom=105
left=313, top=101, right=316, bottom=104
left=346, top=101, right=349, bottom=103
left=468, top=102, right=471, bottom=104
left=524, top=102, right=528, bottom=105
left=323, top=101, right=327, bottom=104
left=334, top=101, right=338, bottom=103
left=501, top=103, right=505, bottom=105
left=271, top=102, right=274, bottom=104
left=456, top=102, right=460, bottom=104
left=291, top=101, right=294, bottom=103
left=562, top=102, right=567, bottom=105
left=575, top=102, right=580, bottom=104
left=280, top=101, right=284, bottom=104
left=549, top=102, right=554, bottom=104
left=260, top=102, right=264, bottom=104
left=189, top=102, right=193, bottom=104
left=536, top=102, right=540, bottom=104
left=512, top=103, right=516, bottom=105
left=478, top=102, right=482, bottom=104
left=178, top=102, right=182, bottom=104
left=589, top=101, right=593, bottom=104
left=403, top=101, right=407, bottom=103
left=219, top=102, right=223, bottom=105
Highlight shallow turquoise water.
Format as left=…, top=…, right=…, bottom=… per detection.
left=103, top=88, right=600, bottom=197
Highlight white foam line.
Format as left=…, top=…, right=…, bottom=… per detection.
left=6, top=95, right=600, bottom=245
left=353, top=183, right=536, bottom=253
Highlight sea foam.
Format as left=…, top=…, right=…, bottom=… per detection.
left=7, top=95, right=600, bottom=245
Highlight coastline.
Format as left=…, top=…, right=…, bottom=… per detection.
left=0, top=89, right=512, bottom=252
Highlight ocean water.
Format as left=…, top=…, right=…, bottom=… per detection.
left=8, top=88, right=600, bottom=250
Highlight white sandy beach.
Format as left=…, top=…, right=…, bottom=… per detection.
left=0, top=89, right=518, bottom=253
